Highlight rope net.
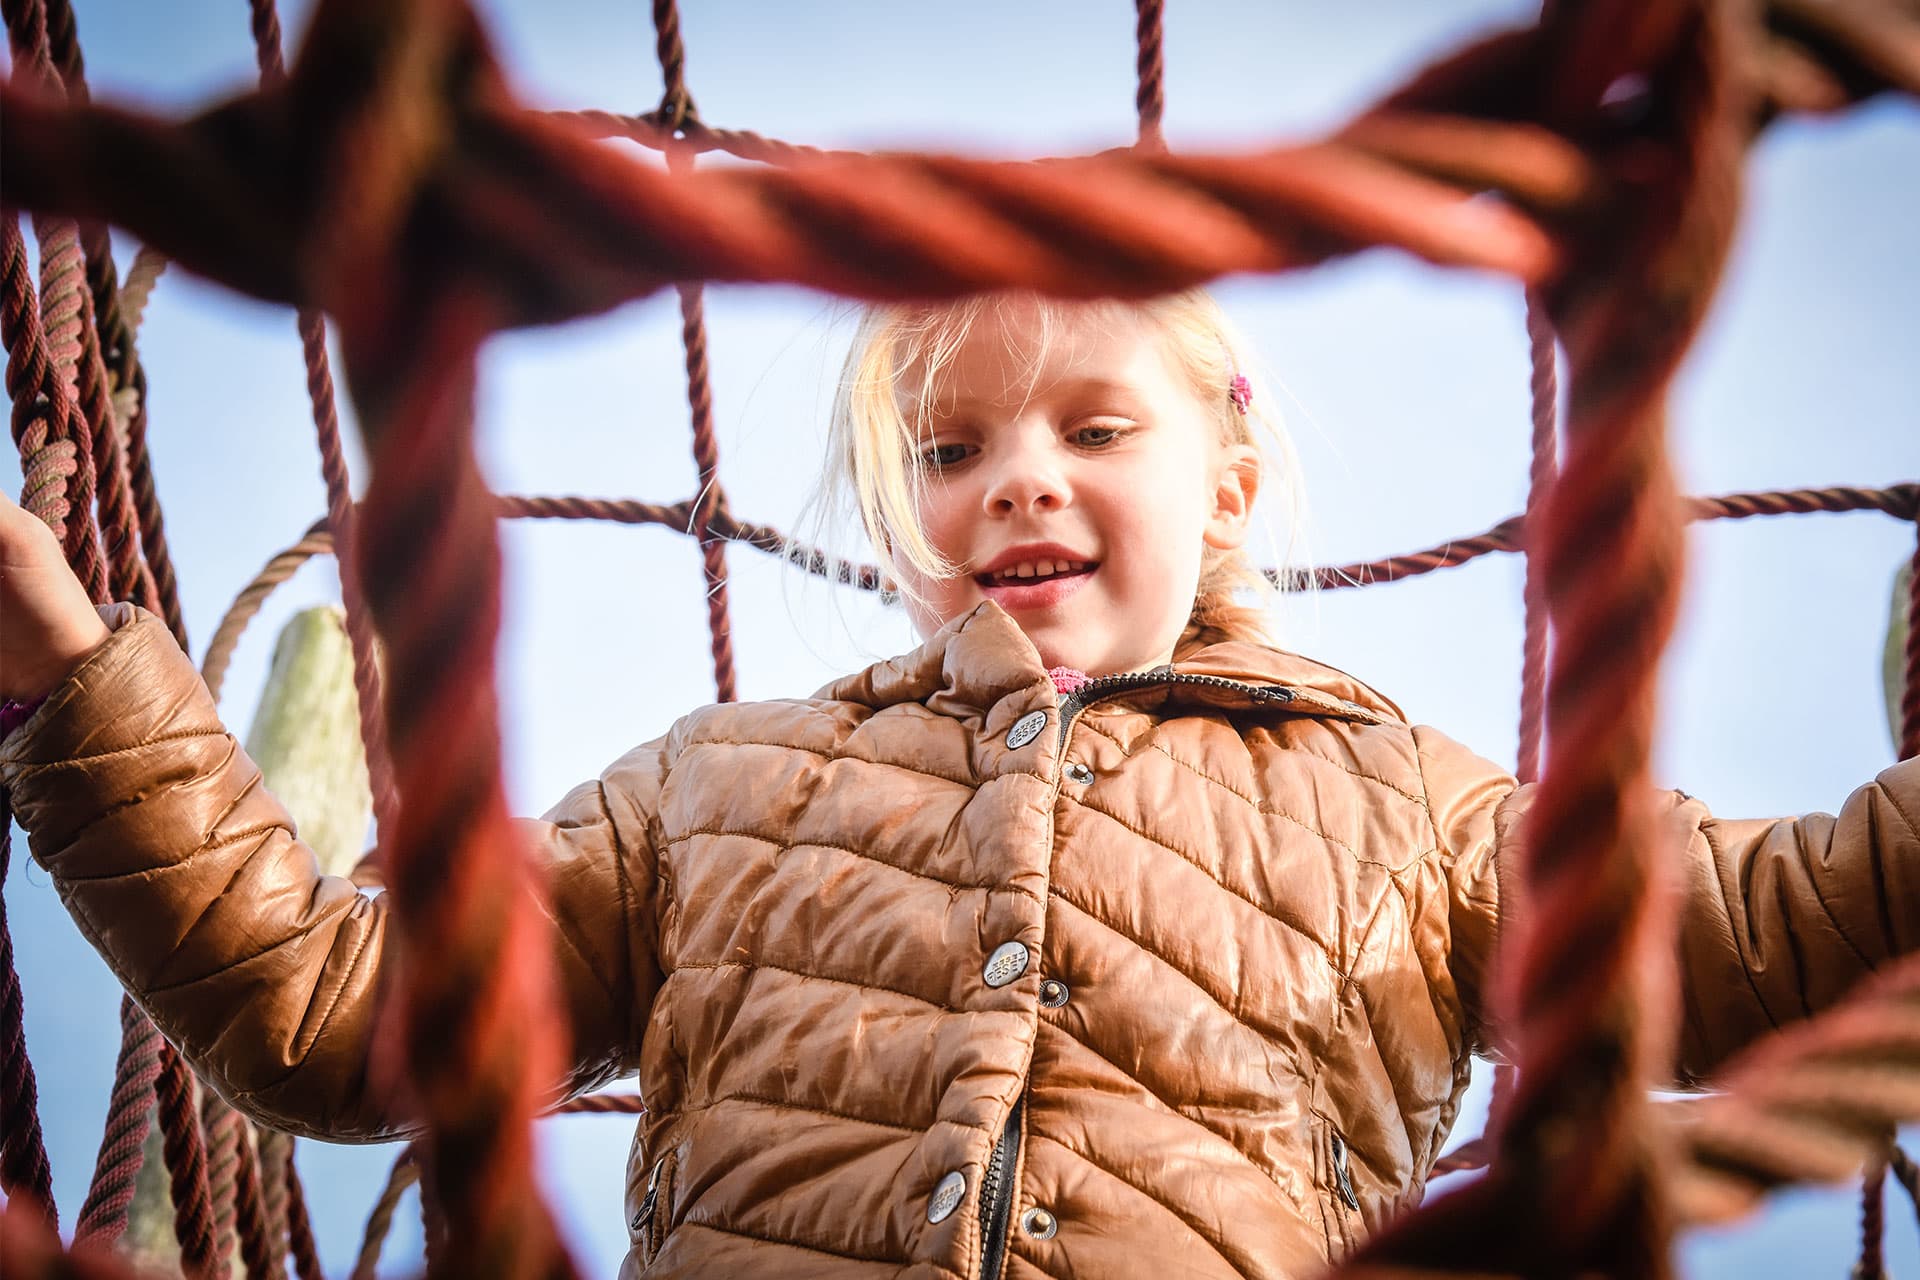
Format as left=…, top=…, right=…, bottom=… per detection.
left=0, top=0, right=1916, bottom=1276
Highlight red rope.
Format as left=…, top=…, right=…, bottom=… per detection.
left=1901, top=523, right=1918, bottom=760
left=283, top=1151, right=323, bottom=1280
left=154, top=1041, right=217, bottom=1276
left=1856, top=1139, right=1890, bottom=1280
left=651, top=0, right=737, bottom=703
left=1, top=1202, right=149, bottom=1280
left=1516, top=291, right=1558, bottom=786
left=34, top=0, right=188, bottom=647
left=71, top=998, right=163, bottom=1245
left=244, top=0, right=401, bottom=844
left=344, top=284, right=575, bottom=1277
left=1, top=212, right=104, bottom=599
left=200, top=1099, right=243, bottom=1272
left=350, top=1146, right=419, bottom=1280
left=0, top=812, right=56, bottom=1230
left=1133, top=0, right=1166, bottom=151
left=228, top=1122, right=280, bottom=1280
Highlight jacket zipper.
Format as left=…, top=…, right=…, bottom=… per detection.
left=973, top=669, right=1299, bottom=1279
left=976, top=1099, right=1022, bottom=1279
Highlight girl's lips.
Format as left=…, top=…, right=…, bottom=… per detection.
left=976, top=565, right=1097, bottom=611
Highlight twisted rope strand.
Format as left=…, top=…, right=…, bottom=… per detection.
left=350, top=1146, right=419, bottom=1280
left=198, top=482, right=1913, bottom=722
left=283, top=1151, right=323, bottom=1280
left=154, top=1042, right=217, bottom=1276
left=41, top=0, right=195, bottom=647
left=1134, top=0, right=1166, bottom=151
left=1516, top=291, right=1559, bottom=787
left=72, top=997, right=164, bottom=1245
left=648, top=1, right=737, bottom=701
left=245, top=0, right=401, bottom=841
left=199, top=1097, right=243, bottom=1273
left=1902, top=523, right=1919, bottom=760
left=0, top=813, right=57, bottom=1230
left=1855, top=1137, right=1889, bottom=1280
left=228, top=1122, right=281, bottom=1280
left=345, top=286, right=574, bottom=1278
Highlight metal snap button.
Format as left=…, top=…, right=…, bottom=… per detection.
left=983, top=941, right=1030, bottom=988
left=1063, top=761, right=1094, bottom=785
left=1020, top=1206, right=1059, bottom=1240
left=927, top=1171, right=967, bottom=1224
left=1038, top=978, right=1069, bottom=1008
left=1005, top=710, right=1048, bottom=749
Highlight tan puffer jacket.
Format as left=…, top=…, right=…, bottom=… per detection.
left=6, top=602, right=1917, bottom=1279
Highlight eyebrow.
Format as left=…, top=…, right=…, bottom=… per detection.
left=937, top=377, right=1141, bottom=414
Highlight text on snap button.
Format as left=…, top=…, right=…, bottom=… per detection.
left=983, top=941, right=1030, bottom=988
left=1005, top=710, right=1048, bottom=749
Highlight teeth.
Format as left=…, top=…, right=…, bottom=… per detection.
left=993, top=559, right=1085, bottom=582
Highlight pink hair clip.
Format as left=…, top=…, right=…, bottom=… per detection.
left=1229, top=374, right=1252, bottom=415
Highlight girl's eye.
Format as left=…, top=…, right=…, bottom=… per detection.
left=1072, top=424, right=1128, bottom=448
left=919, top=442, right=973, bottom=470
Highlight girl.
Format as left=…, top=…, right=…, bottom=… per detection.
left=2, top=289, right=1915, bottom=1279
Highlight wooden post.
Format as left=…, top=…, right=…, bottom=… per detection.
left=122, top=606, right=373, bottom=1274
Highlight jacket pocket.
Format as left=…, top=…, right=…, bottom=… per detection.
left=1315, top=1117, right=1361, bottom=1258
left=635, top=1151, right=678, bottom=1268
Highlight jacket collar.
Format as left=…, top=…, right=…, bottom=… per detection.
left=817, top=603, right=1404, bottom=727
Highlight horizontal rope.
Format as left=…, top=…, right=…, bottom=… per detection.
left=200, top=480, right=1915, bottom=698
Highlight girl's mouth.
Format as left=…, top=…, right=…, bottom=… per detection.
left=974, top=560, right=1098, bottom=611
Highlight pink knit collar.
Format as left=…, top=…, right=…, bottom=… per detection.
left=1047, top=666, right=1090, bottom=696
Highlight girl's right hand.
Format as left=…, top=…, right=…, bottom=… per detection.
left=0, top=488, right=111, bottom=701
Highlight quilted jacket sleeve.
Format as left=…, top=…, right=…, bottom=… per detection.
left=1420, top=725, right=1920, bottom=1082
left=0, top=604, right=668, bottom=1141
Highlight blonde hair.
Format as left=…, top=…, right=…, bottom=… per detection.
left=813, top=289, right=1308, bottom=660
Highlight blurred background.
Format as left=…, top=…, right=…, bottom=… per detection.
left=4, top=1, right=1915, bottom=1275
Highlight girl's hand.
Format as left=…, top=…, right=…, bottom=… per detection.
left=0, top=488, right=111, bottom=701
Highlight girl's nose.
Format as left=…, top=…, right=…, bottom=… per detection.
left=981, top=440, right=1071, bottom=517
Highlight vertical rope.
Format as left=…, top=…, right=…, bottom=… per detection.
left=155, top=1042, right=217, bottom=1276
left=33, top=220, right=115, bottom=592
left=1901, top=521, right=1918, bottom=761
left=0, top=811, right=57, bottom=1230
left=36, top=0, right=190, bottom=646
left=246, top=0, right=401, bottom=841
left=74, top=256, right=159, bottom=612
left=229, top=1122, right=280, bottom=1280
left=351, top=1147, right=421, bottom=1280
left=650, top=0, right=738, bottom=701
left=1516, top=290, right=1558, bottom=787
left=200, top=1092, right=243, bottom=1272
left=1133, top=0, right=1165, bottom=151
left=345, top=283, right=574, bottom=1278
left=7, top=14, right=216, bottom=1275
left=673, top=285, right=738, bottom=701
left=72, top=998, right=164, bottom=1245
left=283, top=1151, right=324, bottom=1280
left=1854, top=1136, right=1889, bottom=1280
left=256, top=1132, right=293, bottom=1275
left=3, top=213, right=106, bottom=600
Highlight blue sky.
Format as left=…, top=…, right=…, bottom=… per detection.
left=5, top=1, right=1916, bottom=1276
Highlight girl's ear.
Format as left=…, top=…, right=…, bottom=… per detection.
left=1203, top=444, right=1262, bottom=551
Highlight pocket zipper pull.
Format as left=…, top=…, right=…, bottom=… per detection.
left=634, top=1156, right=666, bottom=1232
left=1330, top=1131, right=1359, bottom=1211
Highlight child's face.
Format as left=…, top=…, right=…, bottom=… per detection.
left=895, top=304, right=1259, bottom=675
